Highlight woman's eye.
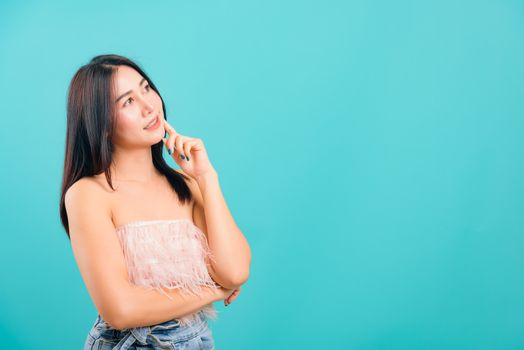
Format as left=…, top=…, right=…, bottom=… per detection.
left=123, top=97, right=133, bottom=107
left=122, top=84, right=150, bottom=107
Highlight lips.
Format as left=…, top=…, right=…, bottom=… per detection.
left=144, top=115, right=159, bottom=129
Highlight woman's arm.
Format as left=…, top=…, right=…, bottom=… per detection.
left=162, top=121, right=252, bottom=290
left=190, top=170, right=252, bottom=289
left=65, top=178, right=227, bottom=331
left=119, top=285, right=223, bottom=330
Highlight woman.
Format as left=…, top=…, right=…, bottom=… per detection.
left=59, top=54, right=252, bottom=349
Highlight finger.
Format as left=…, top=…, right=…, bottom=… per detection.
left=163, top=120, right=173, bottom=140
left=226, top=293, right=238, bottom=305
left=162, top=120, right=171, bottom=151
left=175, top=135, right=185, bottom=159
left=164, top=137, right=172, bottom=155
left=226, top=289, right=241, bottom=304
left=225, top=290, right=234, bottom=305
left=183, top=139, right=197, bottom=162
left=163, top=119, right=177, bottom=134
left=163, top=120, right=179, bottom=147
left=167, top=133, right=179, bottom=155
left=162, top=128, right=170, bottom=145
left=228, top=290, right=239, bottom=301
left=162, top=119, right=168, bottom=140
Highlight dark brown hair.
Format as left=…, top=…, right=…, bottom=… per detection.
left=59, top=54, right=192, bottom=239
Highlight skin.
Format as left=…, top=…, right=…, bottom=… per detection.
left=110, top=65, right=248, bottom=305
left=66, top=65, right=250, bottom=329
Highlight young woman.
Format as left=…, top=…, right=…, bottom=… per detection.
left=59, top=54, right=252, bottom=349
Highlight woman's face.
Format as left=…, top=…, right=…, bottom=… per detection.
left=112, top=65, right=165, bottom=147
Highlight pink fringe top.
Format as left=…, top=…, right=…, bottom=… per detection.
left=114, top=218, right=221, bottom=326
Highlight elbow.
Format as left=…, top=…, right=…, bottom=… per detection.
left=234, top=268, right=250, bottom=286
left=210, top=256, right=251, bottom=289
left=106, top=316, right=127, bottom=332
left=228, top=256, right=251, bottom=287
left=224, top=268, right=250, bottom=289
left=100, top=301, right=130, bottom=331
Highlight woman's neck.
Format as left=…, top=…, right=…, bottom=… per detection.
left=109, top=147, right=160, bottom=183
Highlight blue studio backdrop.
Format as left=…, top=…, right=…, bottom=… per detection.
left=0, top=0, right=523, bottom=349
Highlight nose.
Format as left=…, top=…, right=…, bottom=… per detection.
left=141, top=97, right=155, bottom=116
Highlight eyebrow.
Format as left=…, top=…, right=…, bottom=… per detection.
left=115, top=77, right=147, bottom=103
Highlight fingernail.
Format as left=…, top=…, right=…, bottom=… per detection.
left=186, top=156, right=190, bottom=161
left=181, top=154, right=185, bottom=160
left=168, top=149, right=172, bottom=155
left=164, top=131, right=167, bottom=138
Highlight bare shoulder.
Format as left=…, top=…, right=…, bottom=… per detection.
left=64, top=176, right=112, bottom=223
left=65, top=176, right=108, bottom=206
left=64, top=176, right=131, bottom=328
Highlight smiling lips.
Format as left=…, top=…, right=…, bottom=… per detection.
left=144, top=115, right=159, bottom=129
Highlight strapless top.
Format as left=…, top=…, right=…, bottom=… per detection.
left=114, top=218, right=221, bottom=326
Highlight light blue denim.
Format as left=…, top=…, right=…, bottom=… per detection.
left=83, top=310, right=215, bottom=350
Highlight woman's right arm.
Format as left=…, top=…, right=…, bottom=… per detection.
left=65, top=179, right=227, bottom=330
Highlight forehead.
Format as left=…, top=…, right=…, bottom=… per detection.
left=114, top=65, right=143, bottom=91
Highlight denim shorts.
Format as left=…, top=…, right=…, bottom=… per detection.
left=83, top=310, right=215, bottom=350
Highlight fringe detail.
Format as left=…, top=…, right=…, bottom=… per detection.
left=177, top=304, right=219, bottom=327
left=115, top=219, right=221, bottom=325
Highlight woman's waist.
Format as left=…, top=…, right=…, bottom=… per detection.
left=89, top=308, right=212, bottom=343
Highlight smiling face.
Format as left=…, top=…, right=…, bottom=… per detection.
left=111, top=65, right=165, bottom=147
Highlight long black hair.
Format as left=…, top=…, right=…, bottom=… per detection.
left=59, top=54, right=192, bottom=239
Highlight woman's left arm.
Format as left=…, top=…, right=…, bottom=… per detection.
left=193, top=170, right=252, bottom=289
left=162, top=120, right=252, bottom=290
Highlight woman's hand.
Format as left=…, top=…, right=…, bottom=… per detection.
left=162, top=119, right=216, bottom=180
left=214, top=286, right=242, bottom=306
left=224, top=287, right=241, bottom=306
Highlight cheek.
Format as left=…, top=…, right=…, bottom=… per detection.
left=152, top=93, right=163, bottom=109
left=115, top=112, right=140, bottom=134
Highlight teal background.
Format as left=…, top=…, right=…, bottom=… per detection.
left=1, top=0, right=523, bottom=349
